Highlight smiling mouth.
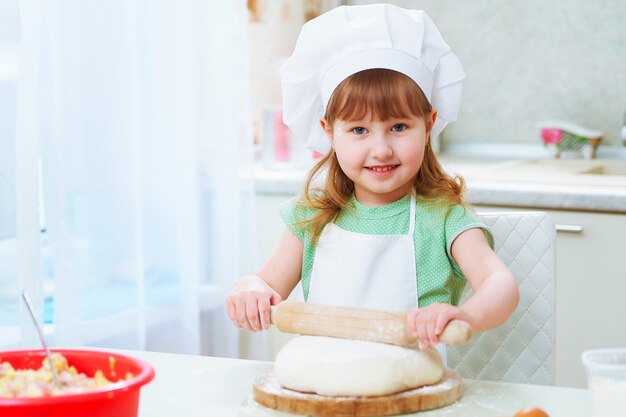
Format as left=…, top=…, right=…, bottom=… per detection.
left=365, top=164, right=399, bottom=173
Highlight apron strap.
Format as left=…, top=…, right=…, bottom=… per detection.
left=408, top=191, right=416, bottom=236
left=409, top=191, right=418, bottom=307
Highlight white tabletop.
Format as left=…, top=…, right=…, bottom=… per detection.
left=125, top=349, right=591, bottom=417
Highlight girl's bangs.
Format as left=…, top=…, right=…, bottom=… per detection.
left=326, top=69, right=431, bottom=123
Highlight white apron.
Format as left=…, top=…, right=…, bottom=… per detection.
left=307, top=193, right=446, bottom=362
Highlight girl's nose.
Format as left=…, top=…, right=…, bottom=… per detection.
left=370, top=133, right=393, bottom=159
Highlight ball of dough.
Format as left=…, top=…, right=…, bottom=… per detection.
left=274, top=336, right=443, bottom=397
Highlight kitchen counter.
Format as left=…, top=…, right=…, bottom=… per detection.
left=255, top=156, right=626, bottom=213
left=126, top=349, right=592, bottom=417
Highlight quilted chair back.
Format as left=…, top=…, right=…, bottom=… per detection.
left=447, top=211, right=556, bottom=385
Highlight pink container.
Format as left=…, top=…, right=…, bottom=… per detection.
left=0, top=349, right=155, bottom=417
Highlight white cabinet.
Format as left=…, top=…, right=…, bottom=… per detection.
left=477, top=205, right=626, bottom=388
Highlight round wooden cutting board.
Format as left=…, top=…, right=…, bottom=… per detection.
left=252, top=367, right=462, bottom=417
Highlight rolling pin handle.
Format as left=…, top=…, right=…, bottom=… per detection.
left=403, top=318, right=472, bottom=346
left=439, top=319, right=473, bottom=345
left=269, top=305, right=277, bottom=324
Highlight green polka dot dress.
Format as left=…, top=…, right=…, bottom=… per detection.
left=279, top=193, right=493, bottom=307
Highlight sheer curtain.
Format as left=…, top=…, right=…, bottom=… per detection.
left=3, top=0, right=255, bottom=357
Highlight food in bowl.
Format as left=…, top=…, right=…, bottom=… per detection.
left=0, top=349, right=155, bottom=417
left=0, top=352, right=131, bottom=397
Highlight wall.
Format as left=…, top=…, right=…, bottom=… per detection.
left=348, top=0, right=626, bottom=146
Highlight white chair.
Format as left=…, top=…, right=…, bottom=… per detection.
left=447, top=211, right=556, bottom=385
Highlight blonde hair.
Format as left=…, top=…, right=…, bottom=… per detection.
left=299, top=69, right=467, bottom=243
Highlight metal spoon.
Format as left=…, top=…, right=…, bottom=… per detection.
left=22, top=290, right=61, bottom=390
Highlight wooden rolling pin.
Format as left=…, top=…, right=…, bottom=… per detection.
left=270, top=301, right=472, bottom=348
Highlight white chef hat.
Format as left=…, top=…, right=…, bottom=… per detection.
left=280, top=4, right=465, bottom=154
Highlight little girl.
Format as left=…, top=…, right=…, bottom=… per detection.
left=226, top=4, right=519, bottom=354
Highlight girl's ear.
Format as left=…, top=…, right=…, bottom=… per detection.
left=428, top=109, right=438, bottom=133
left=320, top=119, right=334, bottom=143
left=426, top=109, right=438, bottom=144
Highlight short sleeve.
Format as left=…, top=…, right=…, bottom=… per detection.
left=278, top=198, right=316, bottom=242
left=444, top=205, right=494, bottom=278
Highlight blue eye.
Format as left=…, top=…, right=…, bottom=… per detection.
left=352, top=127, right=367, bottom=135
left=391, top=124, right=407, bottom=132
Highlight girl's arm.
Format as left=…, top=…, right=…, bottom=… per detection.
left=408, top=227, right=519, bottom=349
left=452, top=228, right=519, bottom=330
left=226, top=228, right=303, bottom=332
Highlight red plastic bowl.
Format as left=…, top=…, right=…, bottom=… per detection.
left=0, top=349, right=155, bottom=417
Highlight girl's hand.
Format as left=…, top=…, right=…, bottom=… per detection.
left=226, top=275, right=283, bottom=332
left=406, top=303, right=470, bottom=350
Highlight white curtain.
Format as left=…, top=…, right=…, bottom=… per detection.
left=1, top=0, right=255, bottom=357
